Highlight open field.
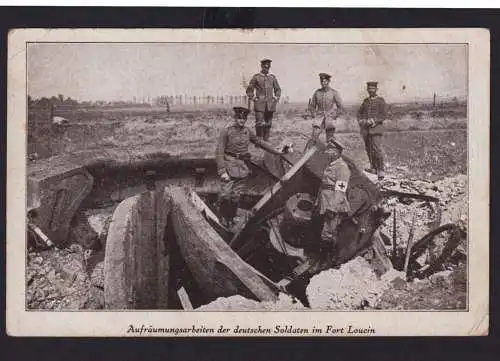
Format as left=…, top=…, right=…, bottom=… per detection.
left=31, top=99, right=467, bottom=125
left=28, top=107, right=467, bottom=180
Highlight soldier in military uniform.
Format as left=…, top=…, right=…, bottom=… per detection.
left=357, top=81, right=388, bottom=180
left=309, top=73, right=345, bottom=143
left=216, top=106, right=285, bottom=228
left=315, top=137, right=351, bottom=267
left=246, top=59, right=281, bottom=141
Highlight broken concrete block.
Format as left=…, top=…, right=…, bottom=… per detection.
left=27, top=164, right=94, bottom=246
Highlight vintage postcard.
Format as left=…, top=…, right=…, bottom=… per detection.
left=7, top=28, right=489, bottom=336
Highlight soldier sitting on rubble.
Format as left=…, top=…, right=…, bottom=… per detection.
left=313, top=137, right=351, bottom=269
left=215, top=106, right=285, bottom=228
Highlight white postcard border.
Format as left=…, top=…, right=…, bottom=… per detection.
left=7, top=28, right=490, bottom=336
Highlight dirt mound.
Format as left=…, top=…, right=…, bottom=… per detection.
left=197, top=293, right=307, bottom=311
left=305, top=257, right=405, bottom=310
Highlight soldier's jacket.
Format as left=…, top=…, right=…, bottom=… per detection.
left=216, top=123, right=281, bottom=179
left=309, top=87, right=344, bottom=128
left=357, top=96, right=387, bottom=136
left=246, top=72, right=281, bottom=112
left=317, top=157, right=352, bottom=215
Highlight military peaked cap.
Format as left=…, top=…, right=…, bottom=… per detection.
left=260, top=59, right=272, bottom=64
left=366, top=81, right=378, bottom=87
left=319, top=73, right=332, bottom=80
left=233, top=106, right=250, bottom=118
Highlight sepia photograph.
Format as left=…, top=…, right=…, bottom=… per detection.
left=7, top=29, right=489, bottom=336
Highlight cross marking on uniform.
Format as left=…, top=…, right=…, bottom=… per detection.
left=335, top=180, right=347, bottom=192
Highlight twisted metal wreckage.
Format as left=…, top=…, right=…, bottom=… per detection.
left=27, top=136, right=463, bottom=309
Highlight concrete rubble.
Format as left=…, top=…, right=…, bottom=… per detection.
left=305, top=257, right=405, bottom=310
left=196, top=258, right=409, bottom=311
left=376, top=264, right=466, bottom=310
left=379, top=174, right=467, bottom=256
left=26, top=244, right=91, bottom=310
left=197, top=293, right=307, bottom=311
left=26, top=243, right=105, bottom=310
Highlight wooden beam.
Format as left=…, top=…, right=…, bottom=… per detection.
left=251, top=146, right=318, bottom=214
left=177, top=287, right=194, bottom=310
left=170, top=187, right=278, bottom=302
left=188, top=190, right=223, bottom=228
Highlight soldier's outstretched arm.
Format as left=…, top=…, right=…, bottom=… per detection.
left=249, top=130, right=283, bottom=155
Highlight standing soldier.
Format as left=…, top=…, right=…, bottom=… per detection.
left=246, top=59, right=281, bottom=141
left=216, top=106, right=285, bottom=228
left=357, top=81, right=388, bottom=180
left=314, top=137, right=351, bottom=269
left=309, top=73, right=345, bottom=143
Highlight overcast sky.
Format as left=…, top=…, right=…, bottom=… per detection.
left=28, top=43, right=467, bottom=104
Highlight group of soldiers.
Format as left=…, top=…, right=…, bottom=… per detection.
left=215, top=58, right=388, bottom=261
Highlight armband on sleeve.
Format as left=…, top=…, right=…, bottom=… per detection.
left=335, top=180, right=348, bottom=192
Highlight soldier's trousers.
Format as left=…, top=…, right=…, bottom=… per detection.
left=321, top=211, right=343, bottom=245
left=362, top=134, right=385, bottom=172
left=312, top=116, right=336, bottom=143
left=255, top=110, right=274, bottom=141
left=217, top=177, right=246, bottom=223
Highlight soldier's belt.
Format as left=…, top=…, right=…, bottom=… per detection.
left=225, top=151, right=251, bottom=160
left=321, top=181, right=348, bottom=192
left=320, top=184, right=336, bottom=191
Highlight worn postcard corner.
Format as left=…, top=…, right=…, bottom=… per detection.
left=6, top=28, right=489, bottom=337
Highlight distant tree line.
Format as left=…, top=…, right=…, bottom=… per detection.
left=28, top=94, right=79, bottom=108
left=28, top=93, right=293, bottom=109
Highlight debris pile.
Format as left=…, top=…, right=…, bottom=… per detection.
left=26, top=244, right=105, bottom=310
left=305, top=257, right=405, bottom=310
left=376, top=263, right=467, bottom=310
left=90, top=261, right=105, bottom=289
left=197, top=293, right=307, bottom=311
left=88, top=261, right=105, bottom=309
left=26, top=244, right=90, bottom=310
left=379, top=174, right=467, bottom=258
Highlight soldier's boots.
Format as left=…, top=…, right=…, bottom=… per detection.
left=319, top=241, right=338, bottom=270
left=255, top=126, right=264, bottom=139
left=263, top=126, right=271, bottom=141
